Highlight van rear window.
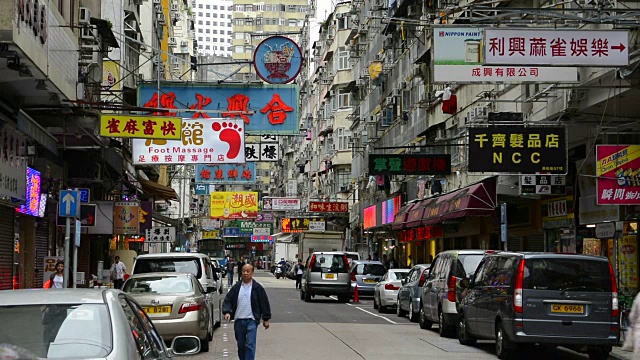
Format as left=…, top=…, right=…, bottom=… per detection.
left=311, top=254, right=348, bottom=273
left=134, top=258, right=202, bottom=279
left=523, top=258, right=611, bottom=292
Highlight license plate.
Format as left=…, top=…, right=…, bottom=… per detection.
left=551, top=304, right=584, bottom=314
left=143, top=306, right=172, bottom=315
left=364, top=279, right=377, bottom=283
left=322, top=273, right=336, bottom=280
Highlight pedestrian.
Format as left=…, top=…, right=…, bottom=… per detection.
left=382, top=254, right=389, bottom=269
left=237, top=256, right=245, bottom=283
left=226, top=257, right=235, bottom=287
left=43, top=260, right=64, bottom=289
left=294, top=259, right=304, bottom=289
left=389, top=256, right=397, bottom=269
left=222, top=264, right=271, bottom=360
left=110, top=256, right=127, bottom=290
left=623, top=292, right=640, bottom=356
left=373, top=252, right=379, bottom=261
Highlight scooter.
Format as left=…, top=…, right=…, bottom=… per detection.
left=275, top=265, right=283, bottom=279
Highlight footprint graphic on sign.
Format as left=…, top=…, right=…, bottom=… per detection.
left=212, top=121, right=243, bottom=160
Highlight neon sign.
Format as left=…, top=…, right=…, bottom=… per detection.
left=16, top=167, right=41, bottom=216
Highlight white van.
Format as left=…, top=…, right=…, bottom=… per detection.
left=345, top=252, right=360, bottom=264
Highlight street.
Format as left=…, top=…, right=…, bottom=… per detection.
left=188, top=271, right=621, bottom=360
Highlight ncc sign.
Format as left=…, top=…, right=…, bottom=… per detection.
left=484, top=29, right=629, bottom=67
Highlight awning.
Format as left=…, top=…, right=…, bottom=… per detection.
left=423, top=180, right=497, bottom=225
left=405, top=198, right=437, bottom=228
left=139, top=178, right=179, bottom=200
left=392, top=203, right=415, bottom=230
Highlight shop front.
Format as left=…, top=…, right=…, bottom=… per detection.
left=542, top=190, right=576, bottom=252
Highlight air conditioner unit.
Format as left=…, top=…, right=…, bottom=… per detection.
left=79, top=45, right=100, bottom=64
left=392, top=88, right=401, bottom=97
left=80, top=26, right=97, bottom=41
left=170, top=4, right=178, bottom=11
left=154, top=5, right=163, bottom=13
left=474, top=105, right=488, bottom=118
left=79, top=7, right=91, bottom=24
left=173, top=63, right=180, bottom=69
left=156, top=13, right=166, bottom=26
left=181, top=40, right=188, bottom=46
left=386, top=96, right=394, bottom=104
left=329, top=90, right=335, bottom=97
left=153, top=0, right=161, bottom=3
left=244, top=39, right=250, bottom=44
left=356, top=79, right=364, bottom=86
left=168, top=37, right=176, bottom=45
left=466, top=110, right=475, bottom=124
left=435, top=129, right=445, bottom=140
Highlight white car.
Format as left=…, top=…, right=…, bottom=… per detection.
left=373, top=269, right=410, bottom=312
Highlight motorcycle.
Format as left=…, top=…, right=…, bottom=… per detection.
left=275, top=265, right=283, bottom=279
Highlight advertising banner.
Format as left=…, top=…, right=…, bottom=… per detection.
left=139, top=201, right=152, bottom=231
left=256, top=213, right=274, bottom=222
left=309, top=201, right=349, bottom=213
left=0, top=125, right=26, bottom=200
left=100, top=115, right=182, bottom=140
left=196, top=164, right=257, bottom=183
left=15, top=167, right=41, bottom=216
left=484, top=29, right=629, bottom=67
left=520, top=175, right=566, bottom=195
left=262, top=197, right=301, bottom=211
left=194, top=184, right=212, bottom=195
left=364, top=205, right=376, bottom=229
left=596, top=145, right=640, bottom=204
left=369, top=154, right=451, bottom=176
left=145, top=227, right=176, bottom=242
left=209, top=191, right=259, bottom=219
left=132, top=118, right=245, bottom=164
left=433, top=27, right=578, bottom=83
left=201, top=230, right=220, bottom=239
left=253, top=36, right=303, bottom=84
left=381, top=196, right=402, bottom=224
left=282, top=217, right=326, bottom=233
left=239, top=220, right=273, bottom=235
left=56, top=204, right=97, bottom=227
left=113, top=202, right=140, bottom=235
left=138, top=83, right=299, bottom=134
left=468, top=126, right=567, bottom=174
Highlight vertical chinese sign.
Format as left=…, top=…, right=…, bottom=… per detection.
left=137, top=83, right=299, bottom=135
left=114, top=202, right=140, bottom=235
left=596, top=145, right=640, bottom=205
left=209, top=191, right=259, bottom=219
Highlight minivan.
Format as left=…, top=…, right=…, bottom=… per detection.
left=301, top=252, right=351, bottom=303
left=132, top=253, right=223, bottom=329
left=457, top=252, right=619, bottom=360
left=420, top=250, right=486, bottom=336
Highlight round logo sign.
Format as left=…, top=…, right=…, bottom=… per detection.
left=253, top=36, right=303, bottom=84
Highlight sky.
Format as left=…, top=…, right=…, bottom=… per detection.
left=307, top=0, right=334, bottom=76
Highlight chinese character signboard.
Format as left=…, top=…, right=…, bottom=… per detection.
left=239, top=220, right=273, bottom=235
left=202, top=230, right=220, bottom=239
left=542, top=194, right=574, bottom=223
left=245, top=143, right=280, bottom=162
left=484, top=29, right=629, bottom=67
left=282, top=217, right=326, bottom=233
left=15, top=167, right=40, bottom=216
left=468, top=126, right=567, bottom=174
left=100, top=115, right=182, bottom=140
left=262, top=197, right=301, bottom=211
left=194, top=184, right=211, bottom=195
left=433, top=27, right=578, bottom=83
left=132, top=118, right=245, bottom=164
left=146, top=227, right=176, bottom=242
left=309, top=201, right=349, bottom=213
left=139, top=201, right=152, bottom=231
left=209, top=191, right=258, bottom=219
left=520, top=175, right=566, bottom=195
left=138, top=83, right=299, bottom=134
left=252, top=235, right=273, bottom=242
left=223, top=228, right=242, bottom=237
left=196, top=164, right=257, bottom=183
left=0, top=125, right=26, bottom=200
left=369, top=154, right=451, bottom=176
left=256, top=212, right=274, bottom=222
left=253, top=36, right=303, bottom=84
left=113, top=202, right=140, bottom=235
left=596, top=145, right=640, bottom=205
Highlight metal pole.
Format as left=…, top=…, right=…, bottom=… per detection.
left=178, top=166, right=184, bottom=252
left=63, top=217, right=70, bottom=289
left=72, top=243, right=78, bottom=288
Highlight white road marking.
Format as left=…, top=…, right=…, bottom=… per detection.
left=330, top=296, right=399, bottom=324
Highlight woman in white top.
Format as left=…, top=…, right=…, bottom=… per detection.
left=50, top=260, right=65, bottom=289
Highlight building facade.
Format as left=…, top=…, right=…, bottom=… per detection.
left=194, top=0, right=233, bottom=56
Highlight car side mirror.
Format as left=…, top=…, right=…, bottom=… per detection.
left=460, top=278, right=470, bottom=289
left=170, top=336, right=200, bottom=356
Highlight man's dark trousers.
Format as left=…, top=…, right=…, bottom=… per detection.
left=295, top=274, right=302, bottom=289
left=234, top=318, right=257, bottom=360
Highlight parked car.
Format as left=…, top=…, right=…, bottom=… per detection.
left=457, top=252, right=619, bottom=360
left=301, top=251, right=351, bottom=303
left=0, top=288, right=200, bottom=359
left=350, top=260, right=386, bottom=297
left=345, top=252, right=360, bottom=263
left=373, top=269, right=410, bottom=312
left=420, top=250, right=486, bottom=336
left=397, top=264, right=431, bottom=322
left=132, top=253, right=222, bottom=332
left=211, top=258, right=226, bottom=278
left=209, top=259, right=224, bottom=292
left=123, top=273, right=213, bottom=352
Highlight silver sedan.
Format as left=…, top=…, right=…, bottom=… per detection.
left=373, top=269, right=410, bottom=312
left=0, top=288, right=200, bottom=359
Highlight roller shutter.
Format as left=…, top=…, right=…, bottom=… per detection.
left=524, top=235, right=545, bottom=252
left=0, top=206, right=15, bottom=290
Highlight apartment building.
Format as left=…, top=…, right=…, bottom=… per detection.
left=193, top=0, right=234, bottom=56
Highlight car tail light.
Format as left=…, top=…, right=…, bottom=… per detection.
left=179, top=302, right=203, bottom=314
left=344, top=255, right=350, bottom=271
left=385, top=283, right=400, bottom=290
left=351, top=272, right=357, bottom=282
left=609, top=263, right=619, bottom=318
left=513, top=258, right=525, bottom=314
left=447, top=275, right=457, bottom=302
left=419, top=272, right=427, bottom=287
left=308, top=255, right=316, bottom=270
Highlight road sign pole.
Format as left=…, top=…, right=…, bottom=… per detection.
left=73, top=243, right=78, bottom=288
left=63, top=217, right=70, bottom=289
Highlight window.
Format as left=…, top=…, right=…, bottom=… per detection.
left=212, top=29, right=218, bottom=34
left=213, top=13, right=218, bottom=18
left=212, top=38, right=217, bottom=42
left=288, top=19, right=297, bottom=27
left=311, top=254, right=348, bottom=273
left=205, top=21, right=210, bottom=25
left=228, top=5, right=233, bottom=10
left=133, top=258, right=203, bottom=278
left=235, top=45, right=244, bottom=53
left=198, top=20, right=203, bottom=25
left=212, top=5, right=217, bottom=10
left=228, top=22, right=232, bottom=27
left=198, top=4, right=203, bottom=8
left=120, top=298, right=159, bottom=359
left=228, top=39, right=232, bottom=43
left=124, top=275, right=194, bottom=294
left=205, top=45, right=210, bottom=50
left=212, top=21, right=218, bottom=26
left=206, top=37, right=210, bottom=41
left=205, top=13, right=210, bottom=17
left=234, top=32, right=244, bottom=39
left=235, top=4, right=244, bottom=11
left=524, top=258, right=611, bottom=291
left=246, top=18, right=253, bottom=26
left=245, top=4, right=253, bottom=11
left=255, top=4, right=264, bottom=11
left=206, top=4, right=210, bottom=9
left=198, top=28, right=203, bottom=33
left=228, top=14, right=232, bottom=18
left=235, top=18, right=244, bottom=25
left=244, top=45, right=252, bottom=52
left=338, top=89, right=350, bottom=108
left=355, top=263, right=386, bottom=276
left=338, top=46, right=349, bottom=70
left=338, top=17, right=348, bottom=29
left=227, top=46, right=232, bottom=51
left=227, top=31, right=232, bottom=35
left=205, top=29, right=210, bottom=33
left=198, top=12, right=203, bottom=16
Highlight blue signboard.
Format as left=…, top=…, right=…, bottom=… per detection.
left=138, top=83, right=299, bottom=134
left=253, top=36, right=303, bottom=84
left=195, top=164, right=257, bottom=183
left=194, top=184, right=210, bottom=195
left=223, top=227, right=241, bottom=237
left=78, top=188, right=90, bottom=203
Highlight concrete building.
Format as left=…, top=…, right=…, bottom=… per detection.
left=193, top=0, right=233, bottom=56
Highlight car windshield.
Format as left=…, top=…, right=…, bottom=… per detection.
left=311, top=254, right=348, bottom=273
left=134, top=258, right=202, bottom=278
left=523, top=258, right=612, bottom=292
left=0, top=304, right=111, bottom=359
left=356, top=263, right=386, bottom=276
left=391, top=271, right=409, bottom=280
left=457, top=254, right=484, bottom=277
left=124, top=276, right=194, bottom=294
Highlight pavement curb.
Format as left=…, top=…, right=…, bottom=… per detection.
left=610, top=348, right=633, bottom=360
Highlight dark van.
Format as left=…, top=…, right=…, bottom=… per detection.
left=457, top=252, right=618, bottom=360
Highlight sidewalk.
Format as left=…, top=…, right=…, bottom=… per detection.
left=611, top=346, right=633, bottom=360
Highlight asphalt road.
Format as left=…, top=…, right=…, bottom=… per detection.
left=187, top=271, right=614, bottom=360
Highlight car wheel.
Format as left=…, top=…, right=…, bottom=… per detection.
left=207, top=314, right=214, bottom=341
left=300, top=289, right=305, bottom=300
left=396, top=298, right=407, bottom=317
left=409, top=302, right=418, bottom=322
left=419, top=306, right=432, bottom=330
left=587, top=349, right=610, bottom=360
left=200, top=336, right=210, bottom=352
left=373, top=295, right=379, bottom=310
left=438, top=308, right=454, bottom=337
left=378, top=296, right=386, bottom=313
left=457, top=312, right=477, bottom=345
left=495, top=321, right=514, bottom=359
left=304, top=290, right=311, bottom=302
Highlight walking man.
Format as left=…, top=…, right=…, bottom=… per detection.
left=237, top=256, right=245, bottom=283
left=223, top=264, right=271, bottom=360
left=226, top=257, right=235, bottom=288
left=294, top=259, right=304, bottom=289
left=110, top=256, right=127, bottom=289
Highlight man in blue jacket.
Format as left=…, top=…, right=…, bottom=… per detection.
left=223, top=263, right=271, bottom=360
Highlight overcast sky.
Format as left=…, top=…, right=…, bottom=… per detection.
left=307, top=0, right=334, bottom=76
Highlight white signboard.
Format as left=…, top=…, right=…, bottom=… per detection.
left=484, top=29, right=629, bottom=67
left=308, top=220, right=326, bottom=231
left=260, top=135, right=278, bottom=143
left=0, top=126, right=27, bottom=200
left=253, top=227, right=271, bottom=236
left=433, top=27, right=578, bottom=83
left=133, top=118, right=245, bottom=164
left=595, top=222, right=615, bottom=238
left=262, top=197, right=301, bottom=211
left=200, top=218, right=220, bottom=229
left=245, top=143, right=280, bottom=162
left=43, top=256, right=64, bottom=286
left=146, top=227, right=176, bottom=242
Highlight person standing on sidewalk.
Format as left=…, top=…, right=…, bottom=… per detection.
left=294, top=259, right=304, bottom=289
left=110, top=256, right=127, bottom=289
left=226, top=257, right=235, bottom=288
left=223, top=264, right=271, bottom=360
left=236, top=256, right=245, bottom=283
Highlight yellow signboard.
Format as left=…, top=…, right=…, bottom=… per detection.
left=210, top=192, right=259, bottom=219
left=100, top=115, right=182, bottom=140
left=202, top=230, right=220, bottom=239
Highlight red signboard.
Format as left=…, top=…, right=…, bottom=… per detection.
left=309, top=201, right=349, bottom=213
